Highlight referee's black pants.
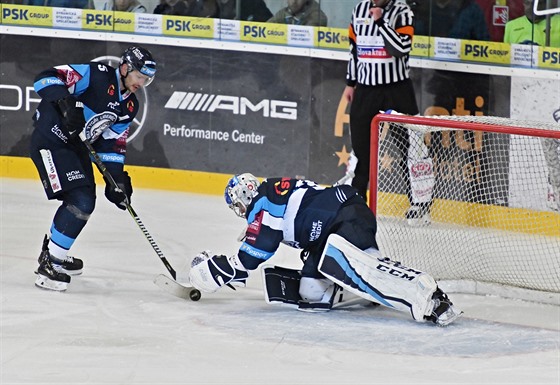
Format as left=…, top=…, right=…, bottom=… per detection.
left=349, top=78, right=419, bottom=201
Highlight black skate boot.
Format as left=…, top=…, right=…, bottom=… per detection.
left=36, top=235, right=83, bottom=276
left=35, top=240, right=71, bottom=291
left=405, top=203, right=431, bottom=226
left=426, top=288, right=463, bottom=326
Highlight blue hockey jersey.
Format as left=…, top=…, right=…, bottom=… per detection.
left=33, top=61, right=139, bottom=176
left=238, top=178, right=358, bottom=269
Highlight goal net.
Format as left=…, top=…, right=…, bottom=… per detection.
left=368, top=113, right=560, bottom=302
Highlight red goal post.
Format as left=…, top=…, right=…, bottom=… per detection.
left=368, top=113, right=560, bottom=301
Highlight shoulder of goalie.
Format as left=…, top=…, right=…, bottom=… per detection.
left=188, top=251, right=249, bottom=293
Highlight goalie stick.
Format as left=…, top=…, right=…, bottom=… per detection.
left=78, top=132, right=202, bottom=302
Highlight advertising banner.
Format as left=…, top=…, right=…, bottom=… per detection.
left=0, top=34, right=351, bottom=184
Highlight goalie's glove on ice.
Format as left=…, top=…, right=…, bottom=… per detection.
left=57, top=95, right=86, bottom=140
left=189, top=251, right=249, bottom=293
left=104, top=171, right=133, bottom=210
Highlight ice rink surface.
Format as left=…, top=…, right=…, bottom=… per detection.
left=1, top=177, right=559, bottom=385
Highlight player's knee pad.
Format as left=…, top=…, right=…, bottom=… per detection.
left=63, top=202, right=92, bottom=221
left=63, top=187, right=96, bottom=216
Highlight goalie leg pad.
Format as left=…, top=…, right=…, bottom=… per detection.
left=318, top=234, right=438, bottom=322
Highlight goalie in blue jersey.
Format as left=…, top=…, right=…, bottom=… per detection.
left=189, top=173, right=462, bottom=326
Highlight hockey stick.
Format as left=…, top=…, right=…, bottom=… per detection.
left=78, top=132, right=201, bottom=301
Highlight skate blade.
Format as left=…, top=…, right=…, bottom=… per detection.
left=35, top=275, right=68, bottom=292
left=436, top=307, right=463, bottom=327
left=407, top=215, right=431, bottom=227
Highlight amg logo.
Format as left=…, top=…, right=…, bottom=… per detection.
left=165, top=92, right=298, bottom=120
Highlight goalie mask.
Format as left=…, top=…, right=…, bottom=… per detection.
left=224, top=173, right=260, bottom=218
left=120, top=46, right=157, bottom=87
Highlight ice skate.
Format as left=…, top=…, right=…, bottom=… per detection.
left=37, top=235, right=83, bottom=276
left=35, top=247, right=71, bottom=292
left=426, top=288, right=463, bottom=326
left=405, top=204, right=431, bottom=226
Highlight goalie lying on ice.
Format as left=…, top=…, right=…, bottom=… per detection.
left=188, top=173, right=462, bottom=326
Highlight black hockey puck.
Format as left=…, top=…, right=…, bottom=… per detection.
left=189, top=289, right=202, bottom=301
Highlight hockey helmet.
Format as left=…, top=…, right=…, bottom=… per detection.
left=224, top=173, right=260, bottom=218
left=120, top=46, right=157, bottom=86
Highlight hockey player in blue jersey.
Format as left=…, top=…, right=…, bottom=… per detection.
left=189, top=173, right=462, bottom=326
left=30, top=46, right=156, bottom=291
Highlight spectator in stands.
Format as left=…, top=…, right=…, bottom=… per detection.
left=24, top=0, right=90, bottom=8
left=103, top=0, right=146, bottom=12
left=408, top=0, right=489, bottom=40
left=196, top=0, right=220, bottom=17
left=216, top=0, right=272, bottom=21
left=449, top=0, right=490, bottom=40
left=504, top=0, right=560, bottom=211
left=268, top=0, right=327, bottom=26
left=504, top=0, right=560, bottom=46
left=407, top=0, right=459, bottom=37
left=153, top=0, right=199, bottom=16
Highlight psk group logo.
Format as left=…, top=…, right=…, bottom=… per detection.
left=542, top=48, right=560, bottom=69
left=241, top=21, right=287, bottom=44
left=93, top=55, right=148, bottom=143
left=2, top=5, right=52, bottom=27
left=316, top=28, right=348, bottom=50
left=163, top=16, right=213, bottom=38
left=462, top=42, right=510, bottom=64
left=82, top=10, right=113, bottom=31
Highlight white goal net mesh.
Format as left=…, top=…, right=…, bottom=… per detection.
left=369, top=114, right=560, bottom=294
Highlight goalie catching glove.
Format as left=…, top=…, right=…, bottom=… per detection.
left=188, top=251, right=249, bottom=293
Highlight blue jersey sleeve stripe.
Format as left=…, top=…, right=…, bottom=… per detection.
left=98, top=153, right=125, bottom=164
left=240, top=242, right=274, bottom=260
left=71, top=64, right=91, bottom=95
left=110, top=122, right=129, bottom=135
left=247, top=198, right=286, bottom=223
left=34, top=77, right=65, bottom=93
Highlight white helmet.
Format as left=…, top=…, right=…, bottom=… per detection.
left=224, top=173, right=260, bottom=217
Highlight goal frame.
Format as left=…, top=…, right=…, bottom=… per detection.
left=368, top=113, right=560, bottom=304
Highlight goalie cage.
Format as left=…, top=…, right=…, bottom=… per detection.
left=368, top=113, right=560, bottom=304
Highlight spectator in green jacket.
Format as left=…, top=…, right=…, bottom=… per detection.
left=268, top=0, right=327, bottom=27
left=504, top=0, right=560, bottom=47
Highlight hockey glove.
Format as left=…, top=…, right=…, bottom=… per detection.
left=57, top=96, right=86, bottom=140
left=189, top=251, right=249, bottom=293
left=104, top=171, right=132, bottom=210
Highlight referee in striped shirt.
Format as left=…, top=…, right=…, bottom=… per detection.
left=344, top=0, right=432, bottom=225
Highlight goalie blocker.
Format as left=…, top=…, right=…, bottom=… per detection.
left=263, top=235, right=462, bottom=326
